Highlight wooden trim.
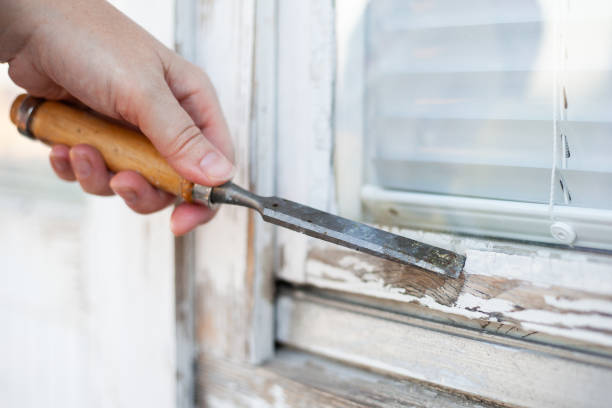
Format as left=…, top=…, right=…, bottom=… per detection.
left=277, top=288, right=612, bottom=408
left=280, top=234, right=612, bottom=354
left=334, top=0, right=368, bottom=220
left=190, top=0, right=278, bottom=365
left=275, top=0, right=336, bottom=283
left=174, top=2, right=199, bottom=406
left=199, top=348, right=502, bottom=407
left=174, top=233, right=197, bottom=408
left=246, top=0, right=279, bottom=364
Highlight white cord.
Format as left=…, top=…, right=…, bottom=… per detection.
left=548, top=2, right=560, bottom=221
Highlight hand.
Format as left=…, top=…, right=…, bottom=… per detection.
left=0, top=0, right=235, bottom=235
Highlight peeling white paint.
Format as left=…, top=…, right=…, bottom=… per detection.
left=269, top=384, right=288, bottom=408
left=544, top=296, right=612, bottom=314
left=508, top=309, right=612, bottom=332
left=454, top=293, right=516, bottom=315
left=305, top=252, right=612, bottom=348
left=305, top=259, right=485, bottom=319
left=465, top=249, right=612, bottom=295
left=338, top=255, right=377, bottom=273
left=521, top=323, right=612, bottom=348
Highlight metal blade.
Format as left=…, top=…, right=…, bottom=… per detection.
left=208, top=182, right=465, bottom=277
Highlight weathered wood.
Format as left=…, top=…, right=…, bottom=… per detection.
left=277, top=289, right=612, bottom=408
left=175, top=233, right=197, bottom=408
left=245, top=0, right=278, bottom=364
left=199, top=348, right=502, bottom=408
left=295, top=237, right=612, bottom=354
left=275, top=0, right=336, bottom=283
left=192, top=0, right=258, bottom=361
left=334, top=0, right=368, bottom=221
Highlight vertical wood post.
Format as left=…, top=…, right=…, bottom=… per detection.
left=174, top=1, right=198, bottom=407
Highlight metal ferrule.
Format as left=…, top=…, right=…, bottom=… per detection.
left=16, top=96, right=45, bottom=139
left=192, top=184, right=219, bottom=209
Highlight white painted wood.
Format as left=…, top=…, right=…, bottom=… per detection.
left=0, top=2, right=177, bottom=407
left=192, top=0, right=258, bottom=360
left=276, top=0, right=335, bottom=283
left=335, top=0, right=368, bottom=221
left=247, top=0, right=278, bottom=364
left=277, top=290, right=612, bottom=408
left=81, top=198, right=175, bottom=408
left=200, top=348, right=500, bottom=408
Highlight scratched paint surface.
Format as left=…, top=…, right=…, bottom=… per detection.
left=291, top=226, right=612, bottom=351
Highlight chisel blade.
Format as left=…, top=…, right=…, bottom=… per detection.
left=208, top=183, right=465, bottom=278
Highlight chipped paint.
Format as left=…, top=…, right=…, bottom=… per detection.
left=303, top=241, right=612, bottom=349
left=465, top=249, right=612, bottom=295
left=544, top=296, right=612, bottom=314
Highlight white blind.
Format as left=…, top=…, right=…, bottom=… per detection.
left=366, top=0, right=612, bottom=210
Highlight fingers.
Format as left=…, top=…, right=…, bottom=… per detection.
left=69, top=145, right=114, bottom=196
left=50, top=144, right=114, bottom=197
left=127, top=83, right=235, bottom=188
left=170, top=202, right=217, bottom=236
left=110, top=171, right=175, bottom=214
left=50, top=145, right=76, bottom=181
left=49, top=144, right=208, bottom=232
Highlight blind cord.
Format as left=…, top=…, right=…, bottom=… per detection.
left=548, top=3, right=560, bottom=221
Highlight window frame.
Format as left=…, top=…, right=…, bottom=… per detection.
left=188, top=0, right=612, bottom=407
left=272, top=0, right=612, bottom=405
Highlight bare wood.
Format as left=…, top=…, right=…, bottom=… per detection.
left=200, top=349, right=501, bottom=408
left=10, top=94, right=193, bottom=201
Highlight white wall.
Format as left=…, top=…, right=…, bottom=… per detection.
left=0, top=1, right=177, bottom=407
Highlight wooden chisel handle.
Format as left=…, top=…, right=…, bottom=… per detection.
left=9, top=94, right=194, bottom=202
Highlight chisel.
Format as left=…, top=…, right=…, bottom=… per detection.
left=10, top=94, right=465, bottom=277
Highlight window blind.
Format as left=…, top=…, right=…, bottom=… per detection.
left=366, top=0, right=612, bottom=211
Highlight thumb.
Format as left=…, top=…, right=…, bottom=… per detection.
left=129, top=83, right=235, bottom=187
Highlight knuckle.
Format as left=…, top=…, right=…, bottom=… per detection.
left=113, top=77, right=162, bottom=123
left=161, top=124, right=203, bottom=162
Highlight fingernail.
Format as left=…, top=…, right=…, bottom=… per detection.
left=73, top=154, right=92, bottom=178
left=115, top=188, right=138, bottom=204
left=199, top=151, right=235, bottom=181
left=51, top=154, right=69, bottom=174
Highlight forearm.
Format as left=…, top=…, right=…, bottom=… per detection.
left=0, top=0, right=117, bottom=63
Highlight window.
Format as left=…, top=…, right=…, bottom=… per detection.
left=337, top=0, right=612, bottom=249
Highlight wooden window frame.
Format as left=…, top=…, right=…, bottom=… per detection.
left=181, top=1, right=612, bottom=407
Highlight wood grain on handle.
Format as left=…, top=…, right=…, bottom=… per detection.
left=10, top=94, right=193, bottom=201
